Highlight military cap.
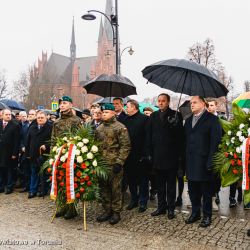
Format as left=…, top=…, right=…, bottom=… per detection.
left=101, top=103, right=115, bottom=111
left=59, top=96, right=73, bottom=103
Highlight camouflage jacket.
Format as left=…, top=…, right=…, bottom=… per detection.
left=96, top=116, right=131, bottom=166
left=51, top=110, right=82, bottom=138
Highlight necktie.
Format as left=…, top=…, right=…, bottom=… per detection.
left=3, top=122, right=7, bottom=129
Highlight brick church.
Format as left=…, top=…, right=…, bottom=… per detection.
left=28, top=0, right=115, bottom=109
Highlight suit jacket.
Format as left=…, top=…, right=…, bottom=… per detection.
left=26, top=121, right=52, bottom=161
left=0, top=119, right=20, bottom=168
left=184, top=110, right=222, bottom=181
left=116, top=111, right=128, bottom=124
left=147, top=108, right=184, bottom=170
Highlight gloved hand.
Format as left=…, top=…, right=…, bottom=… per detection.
left=113, top=164, right=122, bottom=174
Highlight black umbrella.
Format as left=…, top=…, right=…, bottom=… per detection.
left=0, top=99, right=25, bottom=111
left=93, top=96, right=131, bottom=104
left=142, top=59, right=228, bottom=98
left=179, top=100, right=192, bottom=120
left=82, top=74, right=137, bottom=98
left=0, top=102, right=9, bottom=110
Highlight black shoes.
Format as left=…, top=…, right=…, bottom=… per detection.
left=5, top=189, right=13, bottom=195
left=215, top=193, right=220, bottom=205
left=138, top=205, right=147, bottom=213
left=185, top=213, right=201, bottom=224
left=28, top=192, right=36, bottom=198
left=97, top=212, right=112, bottom=222
left=149, top=193, right=156, bottom=201
left=175, top=197, right=183, bottom=207
left=167, top=210, right=175, bottom=220
left=109, top=212, right=121, bottom=225
left=19, top=188, right=29, bottom=193
left=151, top=209, right=166, bottom=216
left=199, top=216, right=212, bottom=228
left=126, top=202, right=138, bottom=210
left=64, top=205, right=78, bottom=220
left=229, top=197, right=237, bottom=208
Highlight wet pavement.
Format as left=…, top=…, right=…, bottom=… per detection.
left=0, top=184, right=249, bottom=250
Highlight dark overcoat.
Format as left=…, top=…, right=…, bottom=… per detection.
left=123, top=112, right=149, bottom=175
left=147, top=108, right=184, bottom=170
left=0, top=119, right=20, bottom=168
left=116, top=111, right=128, bottom=124
left=25, top=121, right=52, bottom=161
left=184, top=110, right=222, bottom=182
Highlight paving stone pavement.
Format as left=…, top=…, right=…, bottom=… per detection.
left=0, top=191, right=249, bottom=250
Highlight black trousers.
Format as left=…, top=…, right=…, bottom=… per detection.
left=155, top=169, right=177, bottom=212
left=188, top=180, right=213, bottom=217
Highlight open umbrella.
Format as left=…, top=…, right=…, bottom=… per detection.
left=93, top=96, right=131, bottom=104
left=233, top=92, right=250, bottom=108
left=0, top=102, right=9, bottom=110
left=82, top=74, right=137, bottom=98
left=179, top=100, right=192, bottom=120
left=0, top=99, right=25, bottom=111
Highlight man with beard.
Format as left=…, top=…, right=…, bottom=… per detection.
left=148, top=93, right=184, bottom=220
left=0, top=109, right=20, bottom=194
left=53, top=96, right=82, bottom=220
left=124, top=100, right=150, bottom=213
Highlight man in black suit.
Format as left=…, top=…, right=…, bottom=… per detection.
left=113, top=97, right=128, bottom=124
left=185, top=96, right=222, bottom=227
left=148, top=93, right=184, bottom=220
left=0, top=109, right=20, bottom=194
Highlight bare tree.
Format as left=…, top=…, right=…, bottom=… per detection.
left=244, top=80, right=250, bottom=92
left=0, top=69, right=8, bottom=100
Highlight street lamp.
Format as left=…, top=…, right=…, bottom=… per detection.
left=106, top=46, right=134, bottom=66
left=81, top=0, right=120, bottom=74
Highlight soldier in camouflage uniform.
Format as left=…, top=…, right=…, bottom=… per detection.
left=52, top=96, right=82, bottom=220
left=96, top=103, right=130, bottom=225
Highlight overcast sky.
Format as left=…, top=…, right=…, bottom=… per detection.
left=1, top=0, right=249, bottom=101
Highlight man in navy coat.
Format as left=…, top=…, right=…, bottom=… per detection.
left=185, top=96, right=222, bottom=227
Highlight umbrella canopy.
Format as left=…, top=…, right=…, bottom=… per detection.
left=93, top=96, right=131, bottom=104
left=83, top=74, right=137, bottom=98
left=142, top=59, right=228, bottom=98
left=0, top=99, right=25, bottom=111
left=0, top=102, right=9, bottom=110
left=233, top=92, right=250, bottom=108
left=179, top=100, right=192, bottom=120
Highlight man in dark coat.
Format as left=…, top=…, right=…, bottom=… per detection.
left=124, top=100, right=149, bottom=213
left=185, top=96, right=222, bottom=228
left=26, top=110, right=52, bottom=198
left=0, top=109, right=20, bottom=194
left=147, top=93, right=184, bottom=219
left=113, top=97, right=128, bottom=124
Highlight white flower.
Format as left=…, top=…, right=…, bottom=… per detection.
left=91, top=145, right=98, bottom=153
left=82, top=138, right=89, bottom=144
left=226, top=141, right=230, bottom=146
left=62, top=148, right=66, bottom=154
left=62, top=137, right=68, bottom=141
left=236, top=131, right=242, bottom=137
left=77, top=142, right=84, bottom=148
left=75, top=149, right=81, bottom=156
left=239, top=136, right=245, bottom=142
left=231, top=137, right=235, bottom=143
left=52, top=146, right=57, bottom=152
left=229, top=152, right=233, bottom=156
left=77, top=156, right=83, bottom=163
left=92, top=159, right=98, bottom=167
left=81, top=146, right=88, bottom=153
left=236, top=147, right=242, bottom=154
left=64, top=152, right=68, bottom=158
left=60, top=156, right=66, bottom=162
left=56, top=148, right=61, bottom=154
left=74, top=136, right=78, bottom=140
left=49, top=159, right=54, bottom=165
left=67, top=142, right=71, bottom=147
left=239, top=124, right=245, bottom=130
left=227, top=131, right=232, bottom=136
left=87, top=152, right=94, bottom=159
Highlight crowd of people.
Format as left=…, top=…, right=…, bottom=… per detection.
left=0, top=94, right=249, bottom=234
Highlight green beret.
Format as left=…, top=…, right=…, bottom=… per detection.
left=101, top=103, right=115, bottom=111
left=59, top=96, right=73, bottom=103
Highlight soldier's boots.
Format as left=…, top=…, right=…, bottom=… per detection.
left=109, top=212, right=121, bottom=225
left=55, top=205, right=68, bottom=218
left=64, top=204, right=78, bottom=220
left=96, top=212, right=112, bottom=222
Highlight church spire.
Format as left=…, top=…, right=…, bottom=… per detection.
left=70, top=17, right=76, bottom=61
left=104, top=0, right=114, bottom=41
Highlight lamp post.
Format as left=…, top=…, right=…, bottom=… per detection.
left=82, top=0, right=120, bottom=74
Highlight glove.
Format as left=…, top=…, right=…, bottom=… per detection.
left=113, top=164, right=122, bottom=174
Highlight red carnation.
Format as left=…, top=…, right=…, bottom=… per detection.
left=87, top=181, right=92, bottom=186
left=62, top=163, right=67, bottom=169
left=85, top=176, right=90, bottom=181
left=230, top=160, right=235, bottom=166
left=74, top=163, right=76, bottom=169
left=59, top=182, right=64, bottom=187
left=80, top=179, right=85, bottom=184
left=75, top=193, right=80, bottom=198
left=80, top=188, right=85, bottom=193
left=237, top=160, right=242, bottom=166
left=47, top=168, right=52, bottom=173
left=233, top=153, right=238, bottom=159
left=74, top=177, right=78, bottom=182
left=76, top=171, right=81, bottom=177
left=74, top=183, right=78, bottom=188
left=57, top=175, right=62, bottom=181
left=224, top=152, right=229, bottom=158
left=232, top=169, right=238, bottom=174
left=81, top=163, right=87, bottom=169
left=59, top=170, right=64, bottom=176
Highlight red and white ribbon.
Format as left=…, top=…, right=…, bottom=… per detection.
left=65, top=144, right=76, bottom=203
left=50, top=145, right=65, bottom=200
left=242, top=138, right=250, bottom=190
